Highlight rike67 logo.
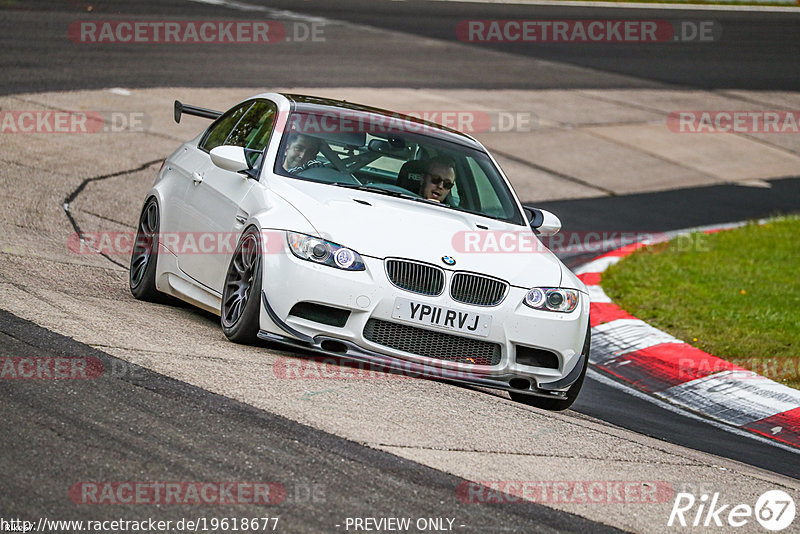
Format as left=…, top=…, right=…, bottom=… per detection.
left=668, top=490, right=795, bottom=531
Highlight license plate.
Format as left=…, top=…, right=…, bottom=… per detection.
left=391, top=297, right=492, bottom=337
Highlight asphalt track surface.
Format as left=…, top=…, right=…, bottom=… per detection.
left=245, top=0, right=800, bottom=90
left=0, top=309, right=617, bottom=533
left=1, top=0, right=799, bottom=94
left=2, top=0, right=800, bottom=531
left=547, top=176, right=800, bottom=268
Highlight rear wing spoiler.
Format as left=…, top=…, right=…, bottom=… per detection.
left=174, top=100, right=222, bottom=123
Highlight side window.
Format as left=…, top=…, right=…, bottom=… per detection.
left=199, top=101, right=252, bottom=152
left=467, top=156, right=511, bottom=218
left=226, top=100, right=277, bottom=153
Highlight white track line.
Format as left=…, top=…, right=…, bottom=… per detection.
left=587, top=368, right=800, bottom=455
left=427, top=0, right=800, bottom=13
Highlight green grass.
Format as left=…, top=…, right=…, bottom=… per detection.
left=601, top=216, right=800, bottom=390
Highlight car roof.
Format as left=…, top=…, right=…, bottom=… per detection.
left=279, top=93, right=485, bottom=151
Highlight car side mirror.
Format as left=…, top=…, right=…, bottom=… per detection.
left=210, top=145, right=249, bottom=173
left=525, top=207, right=561, bottom=236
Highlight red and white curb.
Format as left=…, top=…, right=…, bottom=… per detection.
left=575, top=224, right=800, bottom=450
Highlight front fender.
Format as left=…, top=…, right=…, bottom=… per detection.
left=242, top=185, right=318, bottom=238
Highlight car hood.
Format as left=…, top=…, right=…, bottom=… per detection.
left=272, top=178, right=564, bottom=288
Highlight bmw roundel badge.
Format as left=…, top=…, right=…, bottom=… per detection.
left=442, top=256, right=456, bottom=266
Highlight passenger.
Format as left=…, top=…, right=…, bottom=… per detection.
left=282, top=133, right=323, bottom=173
left=420, top=156, right=456, bottom=202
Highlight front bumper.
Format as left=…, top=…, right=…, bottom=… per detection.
left=259, top=248, right=589, bottom=397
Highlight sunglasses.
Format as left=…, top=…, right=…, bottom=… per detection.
left=426, top=173, right=455, bottom=189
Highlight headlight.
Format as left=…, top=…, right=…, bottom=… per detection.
left=523, top=287, right=579, bottom=313
left=286, top=232, right=365, bottom=271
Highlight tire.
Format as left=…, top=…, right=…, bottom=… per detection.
left=510, top=325, right=591, bottom=411
left=221, top=227, right=263, bottom=344
left=129, top=198, right=165, bottom=302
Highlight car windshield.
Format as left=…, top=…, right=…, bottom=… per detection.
left=273, top=110, right=525, bottom=225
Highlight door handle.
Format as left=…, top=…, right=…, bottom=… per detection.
left=192, top=171, right=204, bottom=185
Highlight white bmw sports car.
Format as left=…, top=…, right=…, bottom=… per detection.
left=130, top=93, right=590, bottom=410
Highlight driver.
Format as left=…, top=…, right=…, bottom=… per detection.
left=420, top=156, right=456, bottom=202
left=282, top=133, right=323, bottom=173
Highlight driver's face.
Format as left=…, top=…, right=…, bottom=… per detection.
left=421, top=164, right=455, bottom=202
left=283, top=136, right=318, bottom=170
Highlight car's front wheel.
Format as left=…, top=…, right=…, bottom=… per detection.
left=129, top=198, right=165, bottom=302
left=221, top=227, right=263, bottom=344
left=510, top=326, right=590, bottom=411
